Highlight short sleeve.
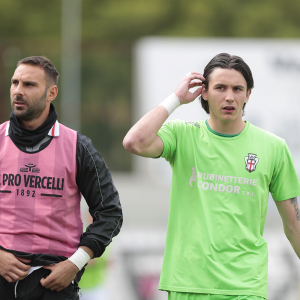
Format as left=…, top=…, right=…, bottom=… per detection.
left=270, top=141, right=300, bottom=201
left=157, top=120, right=178, bottom=164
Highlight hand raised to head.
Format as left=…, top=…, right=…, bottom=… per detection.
left=175, top=72, right=205, bottom=105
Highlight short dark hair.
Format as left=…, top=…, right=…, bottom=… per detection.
left=199, top=53, right=254, bottom=115
left=17, top=56, right=59, bottom=86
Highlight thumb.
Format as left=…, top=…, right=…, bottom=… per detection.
left=40, top=274, right=49, bottom=285
left=40, top=265, right=53, bottom=283
left=40, top=268, right=52, bottom=286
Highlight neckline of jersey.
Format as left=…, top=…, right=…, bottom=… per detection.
left=204, top=119, right=249, bottom=139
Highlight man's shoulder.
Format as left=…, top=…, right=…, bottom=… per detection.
left=163, top=119, right=204, bottom=130
left=76, top=132, right=101, bottom=158
left=0, top=121, right=9, bottom=135
left=249, top=123, right=284, bottom=139
left=77, top=131, right=92, bottom=145
left=58, top=123, right=93, bottom=144
left=248, top=122, right=285, bottom=145
left=158, top=119, right=204, bottom=142
left=0, top=121, right=9, bottom=128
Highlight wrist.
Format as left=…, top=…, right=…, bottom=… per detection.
left=68, top=248, right=91, bottom=270
left=159, top=93, right=180, bottom=115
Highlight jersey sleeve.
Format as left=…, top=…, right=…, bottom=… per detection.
left=157, top=120, right=179, bottom=164
left=269, top=141, right=300, bottom=201
left=76, top=132, right=123, bottom=258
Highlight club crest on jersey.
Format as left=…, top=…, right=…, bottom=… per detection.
left=20, top=163, right=40, bottom=173
left=245, top=153, right=259, bottom=173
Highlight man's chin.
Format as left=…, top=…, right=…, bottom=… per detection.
left=12, top=109, right=28, bottom=119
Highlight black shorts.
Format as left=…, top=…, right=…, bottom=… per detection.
left=0, top=268, right=81, bottom=300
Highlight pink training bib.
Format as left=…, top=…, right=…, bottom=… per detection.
left=0, top=122, right=82, bottom=258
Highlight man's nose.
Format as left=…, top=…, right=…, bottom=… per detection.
left=14, top=84, right=24, bottom=94
left=225, top=90, right=234, bottom=102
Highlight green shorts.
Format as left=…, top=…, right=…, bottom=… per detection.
left=168, top=292, right=266, bottom=300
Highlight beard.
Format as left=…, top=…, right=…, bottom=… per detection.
left=11, top=88, right=47, bottom=122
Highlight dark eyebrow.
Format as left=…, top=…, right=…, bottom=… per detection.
left=11, top=78, right=38, bottom=86
left=214, top=83, right=245, bottom=90
left=234, top=85, right=245, bottom=90
left=23, top=80, right=38, bottom=86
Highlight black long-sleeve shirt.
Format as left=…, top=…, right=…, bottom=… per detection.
left=76, top=132, right=123, bottom=258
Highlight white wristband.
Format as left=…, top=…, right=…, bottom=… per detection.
left=159, top=93, right=180, bottom=115
left=68, top=248, right=91, bottom=270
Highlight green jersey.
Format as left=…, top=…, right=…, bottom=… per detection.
left=157, top=120, right=300, bottom=298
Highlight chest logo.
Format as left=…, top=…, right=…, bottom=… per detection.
left=245, top=153, right=259, bottom=173
left=20, top=163, right=40, bottom=173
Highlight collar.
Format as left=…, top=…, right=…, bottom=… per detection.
left=5, top=120, right=60, bottom=137
left=205, top=119, right=242, bottom=138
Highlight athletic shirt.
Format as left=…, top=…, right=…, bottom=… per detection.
left=0, top=121, right=82, bottom=258
left=157, top=120, right=300, bottom=298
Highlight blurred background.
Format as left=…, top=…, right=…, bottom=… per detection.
left=1, top=0, right=300, bottom=299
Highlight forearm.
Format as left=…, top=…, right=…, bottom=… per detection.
left=276, top=198, right=300, bottom=258
left=79, top=166, right=122, bottom=256
left=123, top=105, right=169, bottom=156
left=68, top=246, right=93, bottom=271
left=79, top=204, right=122, bottom=257
left=79, top=246, right=94, bottom=259
left=284, top=223, right=300, bottom=258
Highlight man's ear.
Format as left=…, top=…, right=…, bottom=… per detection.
left=202, top=85, right=208, bottom=101
left=47, top=85, right=58, bottom=102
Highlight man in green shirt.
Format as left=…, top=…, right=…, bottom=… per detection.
left=123, top=53, right=300, bottom=299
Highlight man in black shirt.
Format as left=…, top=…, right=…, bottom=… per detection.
left=0, top=56, right=122, bottom=299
